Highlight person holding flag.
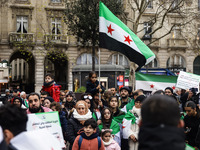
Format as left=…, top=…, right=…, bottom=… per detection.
left=122, top=95, right=146, bottom=150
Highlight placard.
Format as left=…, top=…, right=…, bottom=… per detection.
left=26, top=111, right=65, bottom=148
left=176, top=71, right=200, bottom=91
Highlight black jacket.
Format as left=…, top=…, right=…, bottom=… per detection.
left=139, top=124, right=185, bottom=150
left=66, top=116, right=85, bottom=149
left=184, top=112, right=200, bottom=148
left=86, top=80, right=105, bottom=96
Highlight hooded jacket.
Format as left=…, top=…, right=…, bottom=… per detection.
left=72, top=132, right=104, bottom=150
left=138, top=124, right=185, bottom=150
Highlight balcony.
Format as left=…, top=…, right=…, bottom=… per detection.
left=9, top=33, right=34, bottom=44
left=43, top=34, right=69, bottom=47
left=167, top=38, right=187, bottom=49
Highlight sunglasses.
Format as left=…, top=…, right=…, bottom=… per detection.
left=84, top=95, right=93, bottom=100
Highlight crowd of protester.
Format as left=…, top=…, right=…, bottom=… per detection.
left=0, top=71, right=200, bottom=150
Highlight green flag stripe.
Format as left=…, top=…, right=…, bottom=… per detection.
left=136, top=72, right=177, bottom=83
left=99, top=1, right=155, bottom=60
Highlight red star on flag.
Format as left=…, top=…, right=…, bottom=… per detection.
left=124, top=35, right=132, bottom=44
left=172, top=86, right=176, bottom=90
left=150, top=84, right=154, bottom=88
left=107, top=24, right=114, bottom=35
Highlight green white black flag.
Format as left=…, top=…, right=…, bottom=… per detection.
left=99, top=1, right=155, bottom=71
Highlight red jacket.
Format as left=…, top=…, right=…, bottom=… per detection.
left=42, top=84, right=61, bottom=102
left=72, top=135, right=105, bottom=150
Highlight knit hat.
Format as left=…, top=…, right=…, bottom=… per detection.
left=120, top=86, right=131, bottom=94
left=44, top=96, right=54, bottom=103
left=66, top=91, right=74, bottom=97
left=135, top=95, right=146, bottom=103
left=165, top=87, right=173, bottom=94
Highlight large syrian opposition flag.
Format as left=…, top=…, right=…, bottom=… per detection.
left=99, top=1, right=155, bottom=71
left=136, top=72, right=178, bottom=91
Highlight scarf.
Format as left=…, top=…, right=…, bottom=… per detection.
left=103, top=136, right=114, bottom=146
left=43, top=80, right=55, bottom=87
left=81, top=132, right=99, bottom=140
left=73, top=109, right=92, bottom=121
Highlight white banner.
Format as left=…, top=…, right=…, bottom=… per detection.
left=26, top=111, right=65, bottom=148
left=176, top=71, right=200, bottom=91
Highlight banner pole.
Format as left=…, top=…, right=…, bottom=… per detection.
left=99, top=48, right=101, bottom=101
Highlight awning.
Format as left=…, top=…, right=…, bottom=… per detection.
left=72, top=64, right=126, bottom=72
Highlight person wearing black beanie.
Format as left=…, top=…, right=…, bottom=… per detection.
left=43, top=96, right=54, bottom=108
left=135, top=95, right=146, bottom=103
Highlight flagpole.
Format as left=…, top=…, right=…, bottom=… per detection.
left=99, top=48, right=101, bottom=101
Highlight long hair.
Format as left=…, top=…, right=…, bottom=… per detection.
left=101, top=108, right=113, bottom=129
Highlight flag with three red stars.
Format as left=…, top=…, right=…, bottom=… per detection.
left=99, top=1, right=155, bottom=71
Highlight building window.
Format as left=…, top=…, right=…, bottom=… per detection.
left=172, top=0, right=179, bottom=9
left=77, top=53, right=98, bottom=65
left=167, top=55, right=186, bottom=75
left=199, top=0, right=200, bottom=11
left=143, top=22, right=152, bottom=40
left=17, top=16, right=28, bottom=33
left=51, top=0, right=61, bottom=2
left=197, top=26, right=200, bottom=45
left=108, top=53, right=129, bottom=67
left=51, top=18, right=61, bottom=40
left=172, top=25, right=181, bottom=38
left=144, top=58, right=158, bottom=68
left=146, top=0, right=153, bottom=8
left=194, top=56, right=200, bottom=75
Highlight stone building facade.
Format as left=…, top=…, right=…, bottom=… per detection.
left=0, top=0, right=200, bottom=93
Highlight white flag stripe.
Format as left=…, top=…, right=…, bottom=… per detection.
left=136, top=80, right=176, bottom=91
left=99, top=17, right=142, bottom=55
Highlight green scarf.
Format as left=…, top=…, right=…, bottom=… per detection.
left=126, top=98, right=135, bottom=113
left=98, top=119, right=120, bottom=135
left=124, top=111, right=136, bottom=124
left=113, top=111, right=125, bottom=124
left=92, top=112, right=97, bottom=121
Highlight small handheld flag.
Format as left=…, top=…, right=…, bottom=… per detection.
left=99, top=1, right=155, bottom=71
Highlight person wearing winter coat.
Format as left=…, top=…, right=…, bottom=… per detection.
left=101, top=129, right=121, bottom=150
left=123, top=95, right=146, bottom=150
left=184, top=101, right=200, bottom=149
left=72, top=119, right=104, bottom=150
left=138, top=95, right=185, bottom=150
left=85, top=71, right=105, bottom=96
left=98, top=108, right=121, bottom=145
left=66, top=100, right=92, bottom=150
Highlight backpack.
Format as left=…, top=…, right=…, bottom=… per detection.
left=78, top=135, right=101, bottom=150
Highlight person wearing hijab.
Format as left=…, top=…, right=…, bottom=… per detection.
left=66, top=100, right=92, bottom=150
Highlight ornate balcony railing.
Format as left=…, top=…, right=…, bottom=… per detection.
left=167, top=38, right=187, bottom=49
left=43, top=34, right=69, bottom=46
left=9, top=33, right=34, bottom=43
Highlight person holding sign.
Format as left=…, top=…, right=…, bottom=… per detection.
left=0, top=104, right=61, bottom=150
left=26, top=92, right=52, bottom=114
left=67, top=100, right=92, bottom=150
